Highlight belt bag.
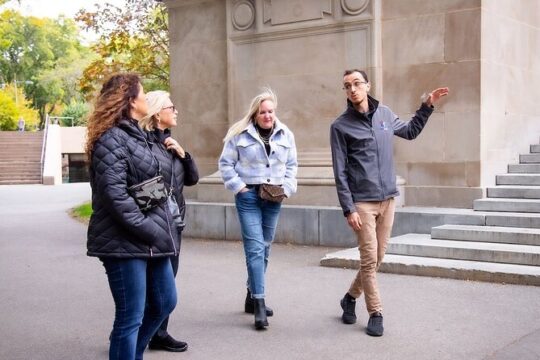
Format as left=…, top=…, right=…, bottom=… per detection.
left=259, top=183, right=286, bottom=203
left=128, top=175, right=168, bottom=211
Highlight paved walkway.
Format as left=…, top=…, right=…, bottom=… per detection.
left=1, top=183, right=540, bottom=360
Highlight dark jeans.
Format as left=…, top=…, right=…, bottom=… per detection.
left=101, top=257, right=177, bottom=360
left=151, top=255, right=179, bottom=340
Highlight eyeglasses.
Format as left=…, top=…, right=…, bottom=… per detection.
left=343, top=81, right=367, bottom=91
left=162, top=105, right=176, bottom=112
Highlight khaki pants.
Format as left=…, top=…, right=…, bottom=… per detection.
left=348, top=198, right=395, bottom=315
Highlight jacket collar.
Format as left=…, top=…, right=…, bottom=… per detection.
left=346, top=95, right=379, bottom=120
left=245, top=118, right=285, bottom=139
left=117, top=118, right=147, bottom=142
left=147, top=127, right=171, bottom=144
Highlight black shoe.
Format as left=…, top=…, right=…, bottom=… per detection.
left=148, top=334, right=188, bottom=352
left=340, top=293, right=357, bottom=324
left=254, top=298, right=269, bottom=330
left=366, top=312, right=384, bottom=337
left=245, top=289, right=274, bottom=316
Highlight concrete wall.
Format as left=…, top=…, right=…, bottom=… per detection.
left=480, top=0, right=540, bottom=187
left=183, top=201, right=485, bottom=247
left=60, top=126, right=86, bottom=154
left=42, top=124, right=62, bottom=185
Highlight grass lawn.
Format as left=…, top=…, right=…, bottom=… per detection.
left=70, top=202, right=92, bottom=224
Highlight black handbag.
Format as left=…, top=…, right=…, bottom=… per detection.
left=127, top=136, right=168, bottom=211
left=128, top=175, right=168, bottom=211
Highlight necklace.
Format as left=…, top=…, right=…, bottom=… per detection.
left=255, top=124, right=273, bottom=145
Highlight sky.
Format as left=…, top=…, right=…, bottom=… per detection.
left=2, top=0, right=124, bottom=19
left=1, top=0, right=125, bottom=42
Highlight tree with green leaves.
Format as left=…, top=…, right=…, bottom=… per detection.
left=76, top=0, right=169, bottom=97
left=0, top=90, right=18, bottom=130
left=0, top=9, right=89, bottom=126
left=0, top=83, right=39, bottom=130
left=60, top=101, right=89, bottom=127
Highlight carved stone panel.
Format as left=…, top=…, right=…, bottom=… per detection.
left=262, top=0, right=332, bottom=25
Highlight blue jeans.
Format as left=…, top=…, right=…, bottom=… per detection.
left=151, top=254, right=179, bottom=340
left=235, top=186, right=282, bottom=299
left=101, top=257, right=177, bottom=360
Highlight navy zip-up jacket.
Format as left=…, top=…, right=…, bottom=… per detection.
left=330, top=95, right=433, bottom=216
left=87, top=119, right=178, bottom=258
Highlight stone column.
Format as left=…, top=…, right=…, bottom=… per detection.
left=163, top=0, right=228, bottom=177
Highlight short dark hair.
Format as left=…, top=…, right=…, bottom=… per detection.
left=343, top=69, right=369, bottom=83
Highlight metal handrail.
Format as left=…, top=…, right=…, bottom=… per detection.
left=40, top=114, right=50, bottom=184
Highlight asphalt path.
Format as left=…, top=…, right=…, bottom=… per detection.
left=1, top=183, right=539, bottom=360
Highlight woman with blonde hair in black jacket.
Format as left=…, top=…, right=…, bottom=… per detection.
left=139, top=90, right=199, bottom=352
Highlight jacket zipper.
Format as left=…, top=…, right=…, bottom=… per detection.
left=371, top=127, right=385, bottom=199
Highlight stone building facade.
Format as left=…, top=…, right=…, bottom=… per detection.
left=163, top=0, right=540, bottom=208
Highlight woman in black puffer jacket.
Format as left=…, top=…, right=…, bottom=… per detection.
left=138, top=90, right=199, bottom=352
left=86, top=74, right=178, bottom=360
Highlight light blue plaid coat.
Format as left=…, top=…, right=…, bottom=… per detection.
left=218, top=120, right=298, bottom=197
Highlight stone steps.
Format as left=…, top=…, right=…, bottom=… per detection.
left=388, top=233, right=540, bottom=266
left=508, top=164, right=540, bottom=173
left=496, top=174, right=540, bottom=185
left=432, top=224, right=540, bottom=245
left=474, top=198, right=540, bottom=213
left=520, top=154, right=540, bottom=163
left=320, top=248, right=540, bottom=286
left=321, top=137, right=540, bottom=285
left=0, top=131, right=43, bottom=184
left=484, top=212, right=540, bottom=228
left=487, top=186, right=540, bottom=199
left=0, top=179, right=42, bottom=185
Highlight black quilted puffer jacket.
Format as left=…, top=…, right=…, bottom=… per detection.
left=87, top=119, right=179, bottom=258
left=146, top=128, right=199, bottom=228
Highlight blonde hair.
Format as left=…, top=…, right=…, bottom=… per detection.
left=223, top=87, right=278, bottom=143
left=139, top=90, right=171, bottom=131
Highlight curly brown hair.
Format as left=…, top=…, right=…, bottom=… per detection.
left=85, top=73, right=142, bottom=162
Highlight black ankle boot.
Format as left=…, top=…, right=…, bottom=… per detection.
left=245, top=289, right=274, bottom=316
left=254, top=298, right=269, bottom=330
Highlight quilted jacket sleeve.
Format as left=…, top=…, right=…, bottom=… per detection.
left=180, top=152, right=199, bottom=186
left=91, top=133, right=169, bottom=246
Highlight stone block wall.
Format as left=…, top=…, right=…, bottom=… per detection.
left=383, top=0, right=483, bottom=207
left=480, top=0, right=540, bottom=187
left=165, top=0, right=540, bottom=209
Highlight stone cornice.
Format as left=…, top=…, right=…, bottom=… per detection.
left=230, top=20, right=371, bottom=44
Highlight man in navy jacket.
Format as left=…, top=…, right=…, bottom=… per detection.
left=330, top=69, right=448, bottom=336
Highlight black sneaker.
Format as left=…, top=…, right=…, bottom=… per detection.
left=340, top=293, right=357, bottom=324
left=366, top=312, right=384, bottom=336
left=148, top=334, right=188, bottom=352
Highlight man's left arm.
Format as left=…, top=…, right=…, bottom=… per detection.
left=393, top=87, right=449, bottom=140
